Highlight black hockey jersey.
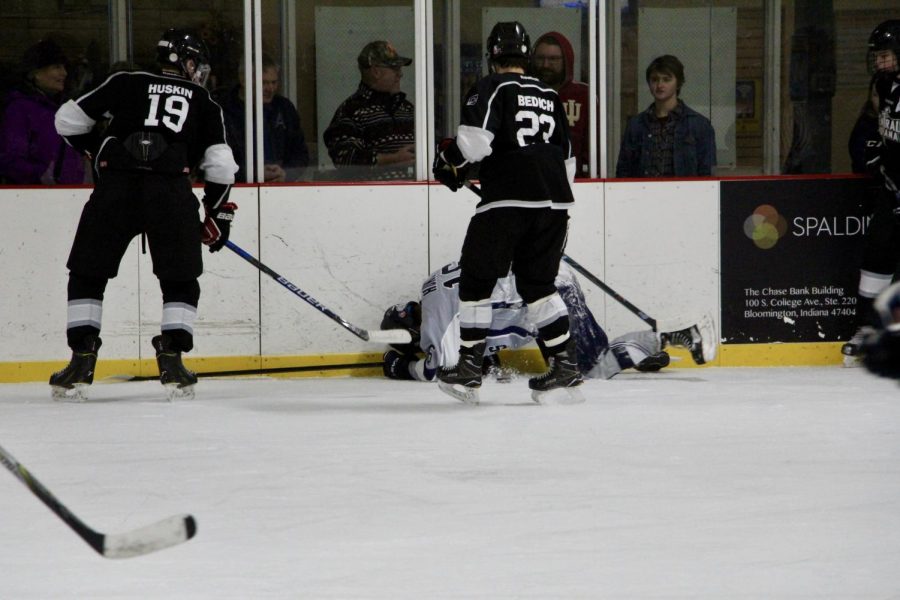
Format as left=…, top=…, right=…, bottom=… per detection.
left=56, top=70, right=236, bottom=185
left=454, top=72, right=575, bottom=211
left=875, top=75, right=900, bottom=185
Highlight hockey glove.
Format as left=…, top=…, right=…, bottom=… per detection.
left=383, top=350, right=415, bottom=380
left=432, top=138, right=467, bottom=192
left=202, top=201, right=238, bottom=253
left=861, top=330, right=900, bottom=379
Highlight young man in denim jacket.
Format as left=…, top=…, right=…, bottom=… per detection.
left=615, top=55, right=716, bottom=178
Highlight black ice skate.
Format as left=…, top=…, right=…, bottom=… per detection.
left=529, top=339, right=584, bottom=405
left=49, top=335, right=102, bottom=402
left=152, top=335, right=197, bottom=401
left=634, top=351, right=671, bottom=372
left=437, top=344, right=484, bottom=405
left=841, top=326, right=874, bottom=368
left=660, top=314, right=717, bottom=365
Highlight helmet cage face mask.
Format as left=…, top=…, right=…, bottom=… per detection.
left=868, top=20, right=900, bottom=74
left=158, top=30, right=211, bottom=86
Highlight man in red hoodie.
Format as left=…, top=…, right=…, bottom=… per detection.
left=531, top=31, right=591, bottom=178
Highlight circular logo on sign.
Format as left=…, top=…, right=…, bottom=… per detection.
left=744, top=204, right=787, bottom=249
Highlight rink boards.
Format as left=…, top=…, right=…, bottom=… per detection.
left=0, top=176, right=867, bottom=382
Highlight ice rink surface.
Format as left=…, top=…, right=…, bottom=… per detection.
left=1, top=366, right=899, bottom=599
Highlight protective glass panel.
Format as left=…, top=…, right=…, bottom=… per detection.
left=433, top=0, right=593, bottom=178
left=259, top=0, right=416, bottom=183
left=0, top=2, right=112, bottom=185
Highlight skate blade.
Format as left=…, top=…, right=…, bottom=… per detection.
left=438, top=381, right=480, bottom=405
left=696, top=314, right=718, bottom=364
left=531, top=386, right=586, bottom=405
left=842, top=355, right=862, bottom=368
left=164, top=383, right=196, bottom=401
left=50, top=383, right=88, bottom=402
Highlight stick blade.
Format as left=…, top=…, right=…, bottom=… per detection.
left=102, top=514, right=196, bottom=559
left=366, top=329, right=413, bottom=344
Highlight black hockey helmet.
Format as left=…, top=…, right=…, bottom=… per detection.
left=869, top=20, right=900, bottom=53
left=157, top=28, right=211, bottom=85
left=868, top=20, right=900, bottom=73
left=380, top=301, right=421, bottom=355
left=486, top=21, right=531, bottom=62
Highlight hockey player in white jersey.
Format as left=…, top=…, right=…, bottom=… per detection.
left=380, top=261, right=716, bottom=397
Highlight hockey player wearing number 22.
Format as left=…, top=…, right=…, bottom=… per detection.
left=49, top=29, right=239, bottom=401
left=432, top=21, right=580, bottom=404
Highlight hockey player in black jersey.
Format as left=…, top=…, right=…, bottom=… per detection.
left=432, top=21, right=581, bottom=404
left=50, top=29, right=238, bottom=400
left=843, top=20, right=900, bottom=366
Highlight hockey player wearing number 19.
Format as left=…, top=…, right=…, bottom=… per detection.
left=50, top=28, right=239, bottom=402
left=432, top=21, right=581, bottom=405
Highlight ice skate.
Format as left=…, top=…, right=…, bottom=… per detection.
left=152, top=335, right=197, bottom=401
left=49, top=336, right=101, bottom=402
left=438, top=344, right=483, bottom=405
left=660, top=314, right=717, bottom=365
left=529, top=339, right=584, bottom=405
left=634, top=351, right=671, bottom=372
left=841, top=326, right=873, bottom=368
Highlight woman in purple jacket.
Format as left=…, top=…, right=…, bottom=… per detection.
left=0, top=39, right=85, bottom=184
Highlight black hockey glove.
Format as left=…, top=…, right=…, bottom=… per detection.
left=383, top=350, right=415, bottom=380
left=861, top=330, right=900, bottom=379
left=432, top=138, right=467, bottom=192
left=202, top=201, right=238, bottom=253
left=864, top=139, right=883, bottom=178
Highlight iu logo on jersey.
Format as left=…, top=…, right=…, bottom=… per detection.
left=564, top=99, right=581, bottom=127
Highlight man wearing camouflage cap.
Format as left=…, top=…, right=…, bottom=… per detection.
left=323, top=40, right=415, bottom=180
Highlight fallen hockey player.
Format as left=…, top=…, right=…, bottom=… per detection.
left=380, top=261, right=717, bottom=404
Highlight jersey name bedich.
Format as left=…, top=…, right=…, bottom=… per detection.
left=517, top=94, right=554, bottom=112
left=147, top=83, right=194, bottom=99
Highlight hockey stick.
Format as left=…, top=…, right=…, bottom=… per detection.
left=560, top=255, right=657, bottom=332
left=106, top=360, right=384, bottom=382
left=463, top=182, right=658, bottom=331
left=0, top=443, right=196, bottom=559
left=225, top=240, right=411, bottom=345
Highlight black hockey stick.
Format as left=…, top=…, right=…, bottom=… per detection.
left=559, top=255, right=657, bottom=331
left=106, top=360, right=384, bottom=382
left=463, top=182, right=658, bottom=331
left=225, top=240, right=411, bottom=345
left=0, top=443, right=196, bottom=559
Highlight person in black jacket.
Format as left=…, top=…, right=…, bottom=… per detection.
left=50, top=28, right=238, bottom=400
left=843, top=20, right=900, bottom=364
left=431, top=21, right=581, bottom=405
left=214, top=54, right=309, bottom=182
left=848, top=74, right=880, bottom=175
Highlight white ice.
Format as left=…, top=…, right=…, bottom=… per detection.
left=1, top=366, right=899, bottom=599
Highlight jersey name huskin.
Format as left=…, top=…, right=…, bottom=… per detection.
left=517, top=94, right=554, bottom=112
left=147, top=83, right=194, bottom=99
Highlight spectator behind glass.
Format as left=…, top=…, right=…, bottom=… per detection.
left=323, top=40, right=415, bottom=180
left=214, top=54, right=309, bottom=182
left=532, top=32, right=590, bottom=178
left=615, top=54, right=716, bottom=178
left=848, top=74, right=880, bottom=174
left=0, top=39, right=86, bottom=184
